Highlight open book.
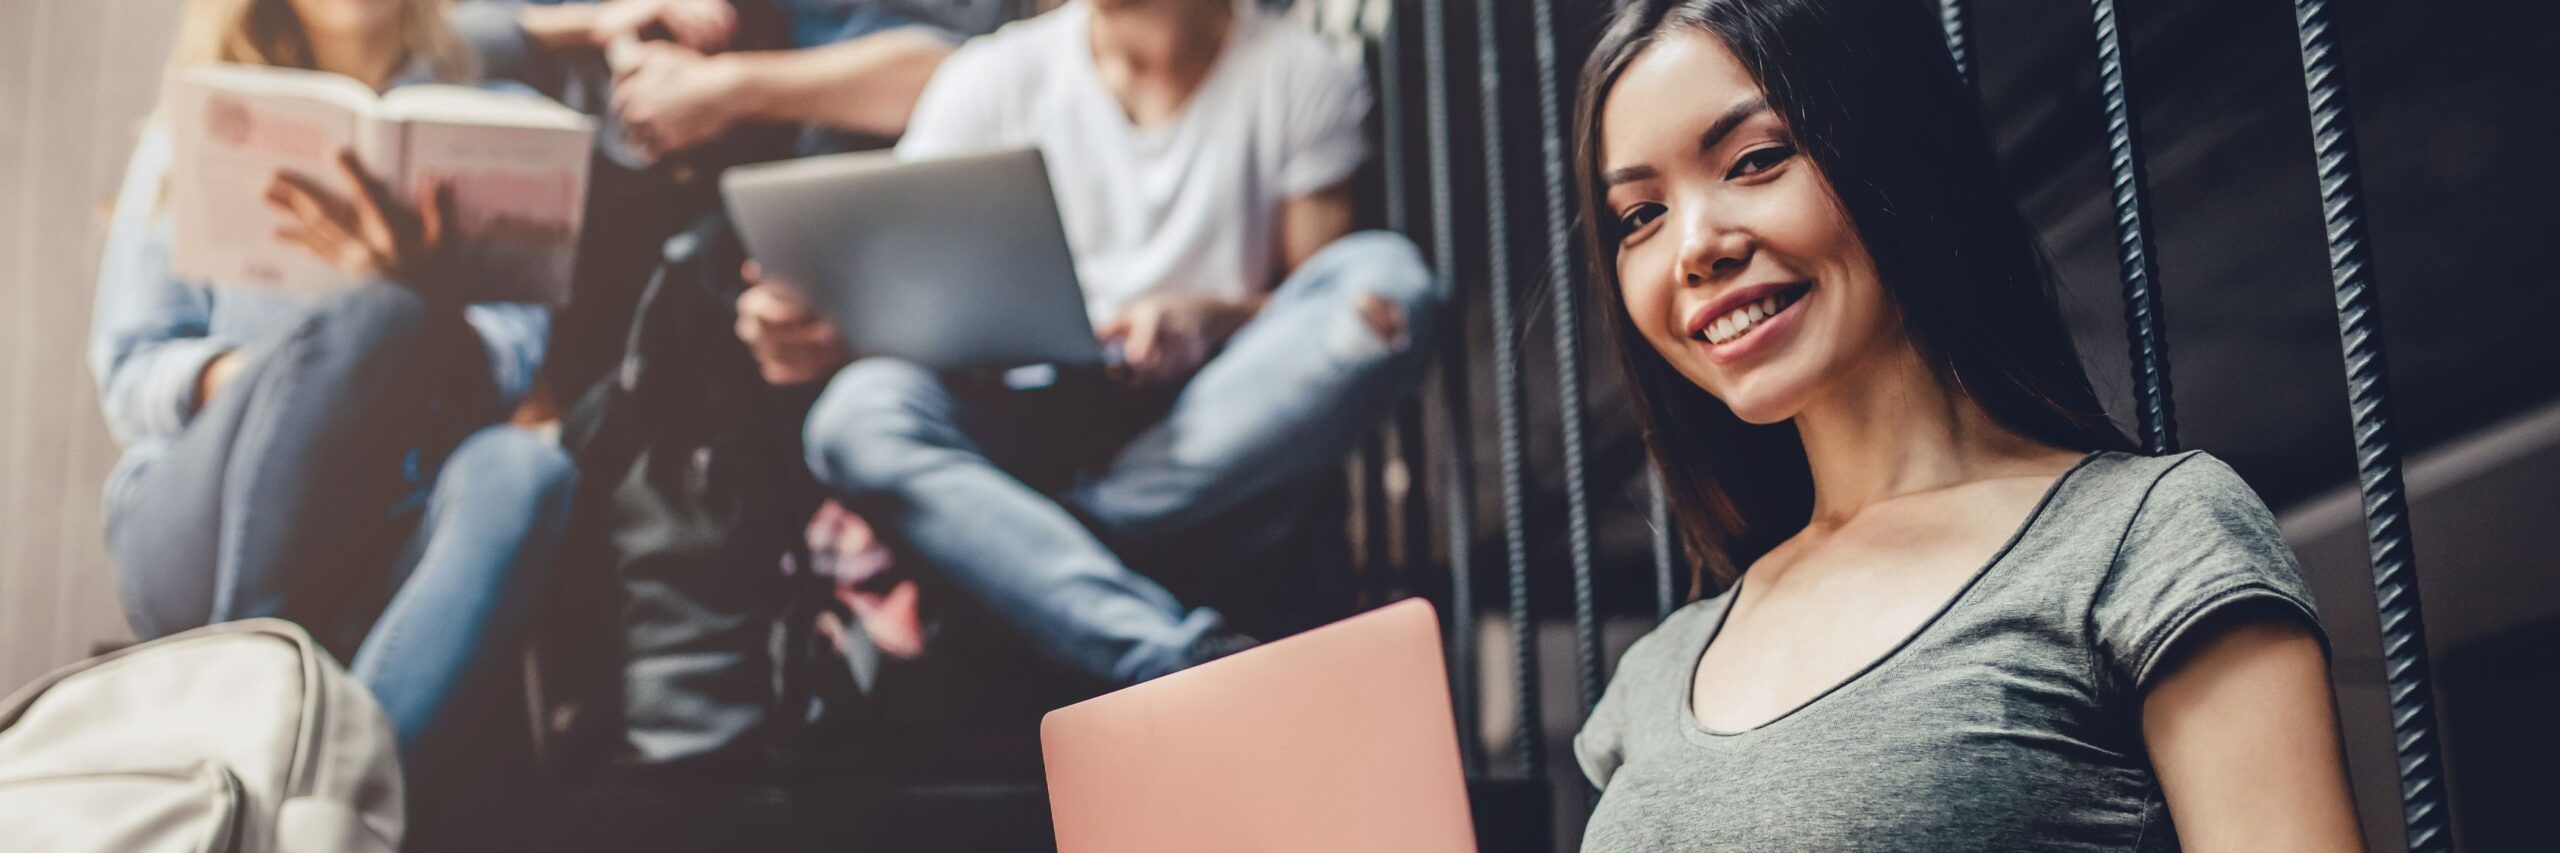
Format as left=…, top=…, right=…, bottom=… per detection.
left=162, top=64, right=596, bottom=305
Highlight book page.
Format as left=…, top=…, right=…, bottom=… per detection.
left=164, top=65, right=595, bottom=304
left=163, top=68, right=368, bottom=294
left=380, top=84, right=591, bottom=131
left=399, top=115, right=594, bottom=305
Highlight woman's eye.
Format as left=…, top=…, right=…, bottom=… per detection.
left=1616, top=203, right=1664, bottom=236
left=1727, top=143, right=1796, bottom=179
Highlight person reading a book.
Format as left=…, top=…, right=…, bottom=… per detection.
left=90, top=0, right=576, bottom=762
left=734, top=0, right=1440, bottom=684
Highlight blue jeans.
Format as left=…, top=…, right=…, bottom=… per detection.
left=801, top=231, right=1440, bottom=684
left=105, top=284, right=575, bottom=757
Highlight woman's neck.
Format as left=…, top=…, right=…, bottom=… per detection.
left=1790, top=339, right=2050, bottom=529
left=1089, top=0, right=1231, bottom=80
left=307, top=23, right=407, bottom=90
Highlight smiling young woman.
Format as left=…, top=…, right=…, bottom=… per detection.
left=1567, top=1, right=2365, bottom=850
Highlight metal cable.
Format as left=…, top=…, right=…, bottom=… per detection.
left=1399, top=406, right=1432, bottom=601
left=1369, top=0, right=1413, bottom=610
left=2291, top=2, right=2449, bottom=848
left=1526, top=0, right=1602, bottom=719
left=1354, top=439, right=1386, bottom=608
left=1474, top=0, right=1545, bottom=778
left=1648, top=468, right=1675, bottom=621
left=1379, top=0, right=1410, bottom=236
left=1938, top=0, right=1971, bottom=84
left=1419, top=0, right=1483, bottom=778
left=2090, top=0, right=2179, bottom=454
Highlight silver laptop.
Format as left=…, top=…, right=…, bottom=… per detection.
left=720, top=147, right=1102, bottom=370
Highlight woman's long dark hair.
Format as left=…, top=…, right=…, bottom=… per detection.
left=1573, top=0, right=2134, bottom=595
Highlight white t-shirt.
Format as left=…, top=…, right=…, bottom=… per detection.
left=896, top=0, right=1370, bottom=324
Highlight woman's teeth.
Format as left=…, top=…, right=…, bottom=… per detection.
left=1699, top=289, right=1799, bottom=346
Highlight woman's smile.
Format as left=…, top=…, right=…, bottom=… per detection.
left=1686, top=279, right=1811, bottom=364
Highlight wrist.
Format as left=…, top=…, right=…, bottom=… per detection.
left=194, top=350, right=238, bottom=412
left=1225, top=291, right=1268, bottom=324
left=704, top=54, right=769, bottom=123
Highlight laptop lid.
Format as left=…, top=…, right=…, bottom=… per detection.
left=721, top=147, right=1102, bottom=370
left=1039, top=599, right=1477, bottom=852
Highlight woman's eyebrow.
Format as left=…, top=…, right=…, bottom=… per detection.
left=1600, top=97, right=1772, bottom=190
left=1698, top=97, right=1770, bottom=154
left=1601, top=164, right=1659, bottom=189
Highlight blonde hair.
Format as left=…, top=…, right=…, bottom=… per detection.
left=167, top=0, right=478, bottom=82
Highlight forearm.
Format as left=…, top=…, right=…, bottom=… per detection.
left=1275, top=182, right=1358, bottom=280
left=514, top=3, right=610, bottom=51
left=716, top=29, right=954, bottom=139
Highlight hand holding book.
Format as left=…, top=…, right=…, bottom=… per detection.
left=164, top=64, right=595, bottom=305
left=263, top=149, right=455, bottom=291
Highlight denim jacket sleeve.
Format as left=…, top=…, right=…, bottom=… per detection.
left=463, top=301, right=549, bottom=407
left=92, top=126, right=550, bottom=438
left=91, top=127, right=233, bottom=448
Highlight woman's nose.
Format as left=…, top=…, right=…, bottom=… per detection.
left=1677, top=214, right=1750, bottom=286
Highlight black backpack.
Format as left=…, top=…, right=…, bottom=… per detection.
left=530, top=213, right=835, bottom=773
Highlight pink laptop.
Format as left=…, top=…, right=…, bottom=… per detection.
left=1040, top=598, right=1478, bottom=852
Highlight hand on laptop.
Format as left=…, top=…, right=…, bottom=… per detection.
left=1096, top=292, right=1263, bottom=385
left=736, top=261, right=851, bottom=386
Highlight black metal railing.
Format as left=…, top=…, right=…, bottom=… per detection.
left=1355, top=0, right=2451, bottom=849
left=1414, top=0, right=1485, bottom=779
left=2088, top=0, right=2180, bottom=455
left=1526, top=0, right=1606, bottom=729
left=1472, top=0, right=1547, bottom=781
left=2286, top=1, right=2448, bottom=848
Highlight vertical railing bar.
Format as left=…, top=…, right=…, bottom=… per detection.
left=1370, top=0, right=1413, bottom=612
left=1381, top=418, right=1412, bottom=599
left=2290, top=2, right=2449, bottom=849
left=1379, top=0, right=1411, bottom=237
left=1354, top=438, right=1387, bottom=608
left=2089, top=0, right=2180, bottom=454
left=1526, top=0, right=1602, bottom=719
left=1648, top=468, right=1676, bottom=621
left=1377, top=1, right=1425, bottom=609
left=1473, top=0, right=1545, bottom=779
left=1419, top=0, right=1483, bottom=777
left=1378, top=0, right=1428, bottom=608
left=1380, top=0, right=1428, bottom=602
left=1397, top=407, right=1430, bottom=593
left=1938, top=0, right=1971, bottom=84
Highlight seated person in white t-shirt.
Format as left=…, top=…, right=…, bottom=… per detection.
left=732, top=0, right=1439, bottom=685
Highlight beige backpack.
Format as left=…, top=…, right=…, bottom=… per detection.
left=0, top=618, right=404, bottom=852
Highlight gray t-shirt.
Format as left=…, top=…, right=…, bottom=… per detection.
left=1574, top=450, right=2324, bottom=852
